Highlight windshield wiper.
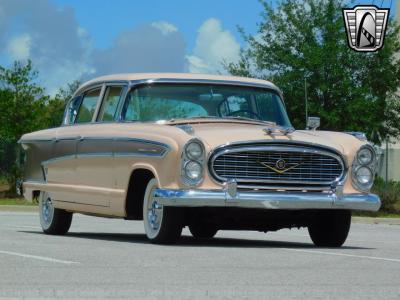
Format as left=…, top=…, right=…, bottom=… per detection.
left=168, top=116, right=276, bottom=126
left=222, top=116, right=276, bottom=125
left=168, top=116, right=220, bottom=122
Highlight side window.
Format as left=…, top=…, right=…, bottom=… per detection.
left=97, top=86, right=123, bottom=121
left=75, top=88, right=101, bottom=123
left=64, top=96, right=82, bottom=125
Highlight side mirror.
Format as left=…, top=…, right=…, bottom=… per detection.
left=307, top=117, right=320, bottom=130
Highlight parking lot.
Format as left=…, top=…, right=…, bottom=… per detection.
left=0, top=210, right=399, bottom=299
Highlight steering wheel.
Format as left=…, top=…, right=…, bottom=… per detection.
left=226, top=110, right=262, bottom=120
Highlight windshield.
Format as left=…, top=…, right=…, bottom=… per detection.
left=121, top=84, right=291, bottom=127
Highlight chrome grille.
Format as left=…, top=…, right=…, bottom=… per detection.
left=210, top=145, right=345, bottom=188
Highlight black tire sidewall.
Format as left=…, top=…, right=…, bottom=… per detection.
left=308, top=210, right=351, bottom=247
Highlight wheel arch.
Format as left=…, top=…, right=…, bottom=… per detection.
left=125, top=164, right=159, bottom=220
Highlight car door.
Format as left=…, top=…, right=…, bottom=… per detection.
left=75, top=84, right=126, bottom=207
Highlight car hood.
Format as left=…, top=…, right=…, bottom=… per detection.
left=177, top=122, right=364, bottom=158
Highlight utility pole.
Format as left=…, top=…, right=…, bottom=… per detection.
left=385, top=138, right=389, bottom=188
left=305, top=76, right=308, bottom=127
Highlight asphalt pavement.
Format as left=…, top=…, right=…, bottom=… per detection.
left=0, top=211, right=399, bottom=299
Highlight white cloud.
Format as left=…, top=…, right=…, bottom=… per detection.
left=0, top=0, right=92, bottom=95
left=151, top=21, right=178, bottom=36
left=187, top=18, right=240, bottom=74
left=0, top=1, right=242, bottom=94
left=41, top=60, right=95, bottom=96
left=6, top=34, right=31, bottom=60
left=92, top=23, right=186, bottom=76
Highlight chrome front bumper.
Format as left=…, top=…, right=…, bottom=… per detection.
left=154, top=188, right=381, bottom=212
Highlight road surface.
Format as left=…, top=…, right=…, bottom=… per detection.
left=0, top=211, right=399, bottom=299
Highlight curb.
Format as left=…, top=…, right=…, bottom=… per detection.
left=0, top=205, right=38, bottom=212
left=352, top=216, right=400, bottom=225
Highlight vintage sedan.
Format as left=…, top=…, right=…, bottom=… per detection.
left=20, top=73, right=380, bottom=246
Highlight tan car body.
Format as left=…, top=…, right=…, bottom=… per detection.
left=20, top=73, right=379, bottom=219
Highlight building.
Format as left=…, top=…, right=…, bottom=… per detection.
left=376, top=2, right=400, bottom=181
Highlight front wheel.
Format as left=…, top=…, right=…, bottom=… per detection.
left=143, top=179, right=182, bottom=244
left=189, top=223, right=218, bottom=239
left=39, top=192, right=73, bottom=235
left=308, top=210, right=351, bottom=247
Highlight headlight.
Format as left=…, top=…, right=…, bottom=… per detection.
left=181, top=139, right=205, bottom=186
left=184, top=161, right=203, bottom=180
left=352, top=145, right=376, bottom=192
left=357, top=147, right=373, bottom=165
left=354, top=166, right=373, bottom=186
left=186, top=142, right=203, bottom=160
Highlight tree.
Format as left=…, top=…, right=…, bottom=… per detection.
left=0, top=60, right=48, bottom=195
left=44, top=80, right=81, bottom=128
left=225, top=0, right=400, bottom=144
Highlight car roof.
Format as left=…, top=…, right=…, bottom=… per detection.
left=75, top=73, right=280, bottom=95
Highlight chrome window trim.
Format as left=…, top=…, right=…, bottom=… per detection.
left=96, top=84, right=128, bottom=123
left=71, top=85, right=104, bottom=125
left=91, top=83, right=106, bottom=123
left=117, top=78, right=287, bottom=122
left=208, top=143, right=347, bottom=187
left=128, top=78, right=281, bottom=94
left=63, top=80, right=130, bottom=126
left=72, top=80, right=130, bottom=98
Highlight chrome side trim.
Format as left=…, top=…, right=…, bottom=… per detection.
left=41, top=151, right=167, bottom=167
left=154, top=188, right=381, bottom=212
left=21, top=137, right=169, bottom=151
left=19, top=138, right=54, bottom=143
left=208, top=143, right=347, bottom=188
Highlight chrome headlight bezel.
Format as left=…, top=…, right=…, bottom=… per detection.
left=181, top=139, right=205, bottom=186
left=184, top=160, right=203, bottom=181
left=185, top=141, right=204, bottom=160
left=352, top=144, right=376, bottom=192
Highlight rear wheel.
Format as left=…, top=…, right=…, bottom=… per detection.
left=308, top=210, right=351, bottom=247
left=189, top=222, right=218, bottom=239
left=39, top=192, right=73, bottom=235
left=143, top=179, right=182, bottom=244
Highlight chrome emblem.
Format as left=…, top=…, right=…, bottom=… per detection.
left=259, top=160, right=304, bottom=174
left=275, top=159, right=286, bottom=170
left=343, top=5, right=389, bottom=52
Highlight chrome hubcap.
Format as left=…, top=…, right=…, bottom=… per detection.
left=147, top=199, right=162, bottom=231
left=41, top=196, right=54, bottom=226
left=143, top=179, right=164, bottom=239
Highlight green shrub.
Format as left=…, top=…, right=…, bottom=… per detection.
left=371, top=177, right=400, bottom=214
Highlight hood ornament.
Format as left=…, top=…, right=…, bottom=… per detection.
left=263, top=126, right=295, bottom=136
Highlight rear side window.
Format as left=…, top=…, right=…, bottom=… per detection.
left=75, top=89, right=101, bottom=123
left=97, top=86, right=123, bottom=121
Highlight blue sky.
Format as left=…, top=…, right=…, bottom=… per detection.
left=0, top=0, right=397, bottom=94
left=53, top=0, right=264, bottom=51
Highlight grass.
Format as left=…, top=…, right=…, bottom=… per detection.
left=354, top=211, right=400, bottom=218
left=0, top=197, right=36, bottom=206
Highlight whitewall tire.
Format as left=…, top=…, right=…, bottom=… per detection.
left=143, top=179, right=182, bottom=244
left=39, top=192, right=73, bottom=235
